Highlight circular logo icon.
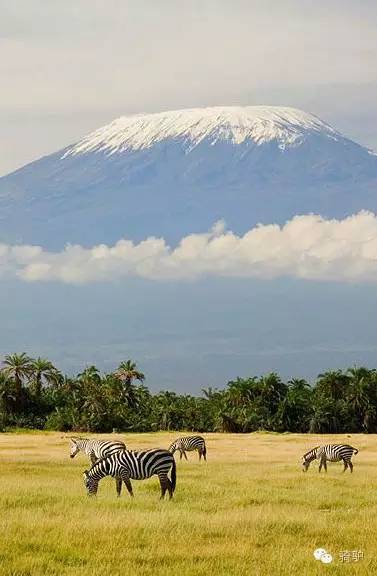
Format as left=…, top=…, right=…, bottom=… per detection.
left=321, top=553, right=333, bottom=564
left=314, top=548, right=327, bottom=560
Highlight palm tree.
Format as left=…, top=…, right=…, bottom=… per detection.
left=316, top=370, right=350, bottom=402
left=30, top=357, right=61, bottom=397
left=314, top=370, right=350, bottom=432
left=226, top=378, right=256, bottom=407
left=114, top=360, right=145, bottom=409
left=154, top=391, right=179, bottom=430
left=115, top=360, right=145, bottom=386
left=202, top=387, right=216, bottom=401
left=77, top=365, right=102, bottom=385
left=346, top=367, right=375, bottom=431
left=1, top=353, right=33, bottom=397
left=0, top=372, right=16, bottom=420
left=277, top=378, right=313, bottom=432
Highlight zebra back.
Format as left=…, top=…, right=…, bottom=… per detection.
left=87, top=448, right=175, bottom=480
left=319, top=444, right=358, bottom=462
left=91, top=439, right=126, bottom=459
left=70, top=437, right=126, bottom=460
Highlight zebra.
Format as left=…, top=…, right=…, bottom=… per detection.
left=70, top=437, right=127, bottom=494
left=83, top=448, right=176, bottom=499
left=302, top=444, right=359, bottom=473
left=169, top=435, right=207, bottom=461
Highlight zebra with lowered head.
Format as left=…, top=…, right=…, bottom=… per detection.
left=302, top=444, right=358, bottom=473
left=70, top=437, right=127, bottom=494
left=83, top=448, right=176, bottom=499
left=169, top=435, right=207, bottom=461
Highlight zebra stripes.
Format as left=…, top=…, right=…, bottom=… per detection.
left=302, top=444, right=358, bottom=473
left=169, top=435, right=207, bottom=461
left=70, top=437, right=127, bottom=495
left=83, top=448, right=176, bottom=499
left=70, top=437, right=126, bottom=464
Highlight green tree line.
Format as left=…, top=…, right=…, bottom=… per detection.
left=0, top=353, right=376, bottom=433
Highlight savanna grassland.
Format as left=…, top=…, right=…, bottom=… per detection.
left=0, top=432, right=376, bottom=576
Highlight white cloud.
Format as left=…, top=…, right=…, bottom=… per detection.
left=1, top=212, right=377, bottom=285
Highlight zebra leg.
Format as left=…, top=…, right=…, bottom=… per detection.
left=179, top=450, right=183, bottom=461
left=183, top=450, right=188, bottom=461
left=323, top=458, right=327, bottom=473
left=342, top=460, right=348, bottom=473
left=115, top=477, right=122, bottom=497
left=158, top=473, right=169, bottom=499
left=122, top=476, right=134, bottom=497
left=318, top=458, right=323, bottom=473
left=165, top=477, right=173, bottom=500
left=198, top=450, right=202, bottom=462
left=349, top=460, right=353, bottom=473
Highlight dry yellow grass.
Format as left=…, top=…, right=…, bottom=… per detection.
left=0, top=431, right=376, bottom=575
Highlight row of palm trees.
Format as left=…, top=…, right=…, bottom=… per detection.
left=2, top=353, right=59, bottom=397
left=1, top=352, right=377, bottom=433
left=1, top=353, right=144, bottom=392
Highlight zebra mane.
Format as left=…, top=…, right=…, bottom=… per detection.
left=303, top=446, right=320, bottom=458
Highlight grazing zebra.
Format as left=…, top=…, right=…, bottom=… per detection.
left=302, top=444, right=358, bottom=473
left=83, top=448, right=176, bottom=499
left=70, top=437, right=127, bottom=495
left=169, top=435, right=207, bottom=461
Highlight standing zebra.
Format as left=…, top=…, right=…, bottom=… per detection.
left=302, top=444, right=358, bottom=473
left=70, top=437, right=127, bottom=494
left=169, top=435, right=207, bottom=461
left=83, top=448, right=176, bottom=499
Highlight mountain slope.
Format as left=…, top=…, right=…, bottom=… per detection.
left=0, top=105, right=376, bottom=249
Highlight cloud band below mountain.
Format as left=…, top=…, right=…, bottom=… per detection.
left=1, top=211, right=377, bottom=284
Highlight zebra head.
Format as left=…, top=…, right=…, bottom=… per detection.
left=302, top=447, right=319, bottom=472
left=70, top=437, right=83, bottom=458
left=83, top=470, right=98, bottom=496
left=168, top=441, right=177, bottom=454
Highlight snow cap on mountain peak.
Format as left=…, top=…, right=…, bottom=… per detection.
left=62, top=105, right=340, bottom=158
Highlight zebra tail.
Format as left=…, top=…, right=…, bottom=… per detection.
left=170, top=458, right=177, bottom=493
left=353, top=448, right=359, bottom=455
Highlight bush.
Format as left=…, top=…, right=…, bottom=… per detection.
left=44, top=410, right=72, bottom=432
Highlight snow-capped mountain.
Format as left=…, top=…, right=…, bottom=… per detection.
left=62, top=106, right=339, bottom=155
left=0, top=105, right=376, bottom=248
